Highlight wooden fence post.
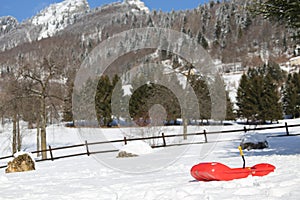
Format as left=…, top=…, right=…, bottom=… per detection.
left=204, top=130, right=208, bottom=143
left=124, top=137, right=127, bottom=145
left=85, top=140, right=90, bottom=156
left=162, top=133, right=166, bottom=147
left=285, top=122, right=289, bottom=136
left=48, top=145, right=54, bottom=161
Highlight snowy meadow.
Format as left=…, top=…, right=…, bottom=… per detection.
left=0, top=119, right=300, bottom=200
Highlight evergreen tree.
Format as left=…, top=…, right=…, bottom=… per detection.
left=283, top=73, right=300, bottom=118
left=129, top=75, right=149, bottom=123
left=95, top=75, right=112, bottom=126
left=190, top=75, right=211, bottom=123
left=237, top=72, right=258, bottom=121
left=215, top=20, right=222, bottom=40
left=225, top=91, right=235, bottom=120
left=237, top=64, right=284, bottom=123
left=261, top=73, right=282, bottom=122
left=190, top=75, right=234, bottom=122
left=129, top=82, right=181, bottom=125
left=111, top=74, right=124, bottom=121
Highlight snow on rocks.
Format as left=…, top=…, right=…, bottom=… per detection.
left=13, top=151, right=35, bottom=160
left=240, top=132, right=269, bottom=150
left=117, top=141, right=153, bottom=157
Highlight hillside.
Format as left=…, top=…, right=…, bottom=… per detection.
left=0, top=0, right=296, bottom=66
left=0, top=0, right=298, bottom=126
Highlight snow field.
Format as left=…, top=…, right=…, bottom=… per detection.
left=0, top=119, right=299, bottom=199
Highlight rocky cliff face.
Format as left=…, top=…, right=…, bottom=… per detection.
left=0, top=16, right=18, bottom=37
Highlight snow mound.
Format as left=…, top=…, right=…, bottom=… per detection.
left=119, top=141, right=153, bottom=155
left=241, top=132, right=269, bottom=150
left=242, top=132, right=267, bottom=144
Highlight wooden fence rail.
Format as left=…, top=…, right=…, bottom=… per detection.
left=1, top=122, right=299, bottom=169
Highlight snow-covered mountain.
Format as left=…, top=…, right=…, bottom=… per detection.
left=0, top=0, right=89, bottom=50
left=31, top=0, right=89, bottom=40
left=124, top=0, right=150, bottom=13
left=0, top=16, right=18, bottom=37
left=0, top=0, right=294, bottom=69
left=0, top=0, right=151, bottom=51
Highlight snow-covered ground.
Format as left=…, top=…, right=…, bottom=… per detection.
left=0, top=119, right=300, bottom=199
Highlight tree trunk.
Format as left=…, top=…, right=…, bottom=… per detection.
left=183, top=118, right=188, bottom=140
left=12, top=112, right=17, bottom=154
left=36, top=116, right=40, bottom=157
left=183, top=66, right=192, bottom=140
left=17, top=114, right=21, bottom=151
left=41, top=96, right=47, bottom=159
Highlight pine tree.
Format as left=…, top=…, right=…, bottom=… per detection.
left=247, top=69, right=263, bottom=121
left=215, top=20, right=222, bottom=40
left=190, top=75, right=211, bottom=123
left=237, top=64, right=284, bottom=123
left=237, top=72, right=258, bottom=121
left=201, top=36, right=209, bottom=49
left=110, top=74, right=124, bottom=121
left=129, top=74, right=154, bottom=124
left=226, top=91, right=235, bottom=120
left=95, top=75, right=112, bottom=126
left=261, top=73, right=282, bottom=122
left=283, top=73, right=300, bottom=118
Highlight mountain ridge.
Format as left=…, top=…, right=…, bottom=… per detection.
left=0, top=0, right=296, bottom=68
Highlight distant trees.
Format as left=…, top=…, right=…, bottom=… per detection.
left=251, top=0, right=300, bottom=29
left=196, top=31, right=209, bottom=49
left=250, top=0, right=300, bottom=39
left=94, top=70, right=234, bottom=127
left=129, top=83, right=181, bottom=126
left=237, top=62, right=285, bottom=123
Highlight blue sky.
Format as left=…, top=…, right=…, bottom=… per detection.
left=0, top=0, right=209, bottom=22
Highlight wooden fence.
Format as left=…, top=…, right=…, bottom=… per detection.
left=0, top=122, right=299, bottom=169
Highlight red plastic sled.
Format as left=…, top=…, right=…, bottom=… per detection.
left=191, top=162, right=275, bottom=181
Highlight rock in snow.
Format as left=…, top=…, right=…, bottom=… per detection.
left=6, top=152, right=35, bottom=173
left=118, top=141, right=153, bottom=157
left=240, top=132, right=269, bottom=150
